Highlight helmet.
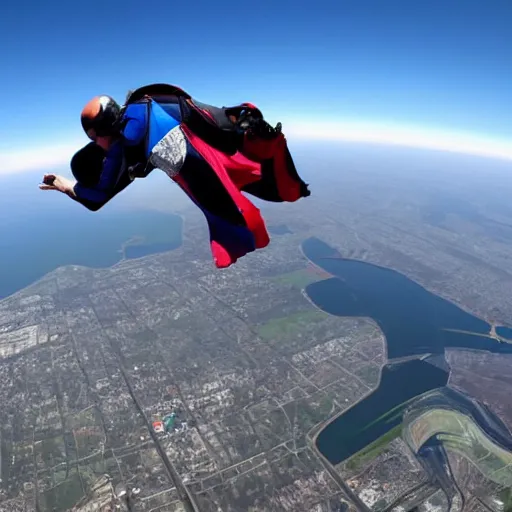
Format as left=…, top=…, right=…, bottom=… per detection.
left=70, top=142, right=106, bottom=187
left=80, top=95, right=121, bottom=138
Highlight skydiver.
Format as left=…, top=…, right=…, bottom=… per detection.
left=39, top=83, right=311, bottom=268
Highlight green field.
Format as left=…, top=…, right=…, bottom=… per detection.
left=271, top=269, right=324, bottom=289
left=257, top=310, right=328, bottom=341
left=405, top=408, right=512, bottom=487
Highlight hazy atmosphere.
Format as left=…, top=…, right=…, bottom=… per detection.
left=0, top=0, right=511, bottom=511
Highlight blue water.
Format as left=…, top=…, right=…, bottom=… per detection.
left=301, top=236, right=512, bottom=465
left=316, top=359, right=449, bottom=465
left=0, top=187, right=183, bottom=299
left=496, top=326, right=512, bottom=340
left=302, top=237, right=512, bottom=358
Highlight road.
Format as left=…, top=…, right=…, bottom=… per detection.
left=85, top=295, right=199, bottom=512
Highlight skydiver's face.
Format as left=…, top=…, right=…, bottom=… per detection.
left=86, top=129, right=112, bottom=151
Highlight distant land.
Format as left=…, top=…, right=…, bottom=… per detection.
left=1, top=142, right=512, bottom=510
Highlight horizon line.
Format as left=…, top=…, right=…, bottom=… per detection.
left=284, top=120, right=512, bottom=162
left=0, top=121, right=511, bottom=176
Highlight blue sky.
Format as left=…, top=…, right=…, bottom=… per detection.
left=1, top=0, right=511, bottom=173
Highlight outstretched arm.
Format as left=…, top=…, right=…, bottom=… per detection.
left=39, top=141, right=132, bottom=211
left=39, top=174, right=115, bottom=211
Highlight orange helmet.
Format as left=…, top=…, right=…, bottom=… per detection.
left=80, top=95, right=121, bottom=138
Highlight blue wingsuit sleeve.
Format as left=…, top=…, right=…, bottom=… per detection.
left=72, top=141, right=130, bottom=211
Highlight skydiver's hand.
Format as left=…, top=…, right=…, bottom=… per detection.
left=40, top=174, right=56, bottom=188
left=247, top=118, right=282, bottom=140
left=39, top=174, right=75, bottom=196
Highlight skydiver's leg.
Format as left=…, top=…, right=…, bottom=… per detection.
left=159, top=124, right=270, bottom=268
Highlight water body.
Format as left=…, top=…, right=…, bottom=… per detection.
left=496, top=326, right=512, bottom=340
left=301, top=237, right=512, bottom=465
left=302, top=237, right=512, bottom=358
left=316, top=359, right=449, bottom=465
left=0, top=209, right=182, bottom=299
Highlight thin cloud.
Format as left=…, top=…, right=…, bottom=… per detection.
left=0, top=140, right=85, bottom=176
left=0, top=121, right=510, bottom=177
left=284, top=120, right=512, bottom=162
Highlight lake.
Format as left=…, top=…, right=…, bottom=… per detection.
left=301, top=237, right=512, bottom=465
left=302, top=237, right=512, bottom=358
left=315, top=358, right=449, bottom=465
left=497, top=326, right=512, bottom=340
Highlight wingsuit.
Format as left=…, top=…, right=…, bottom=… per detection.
left=44, top=83, right=311, bottom=268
